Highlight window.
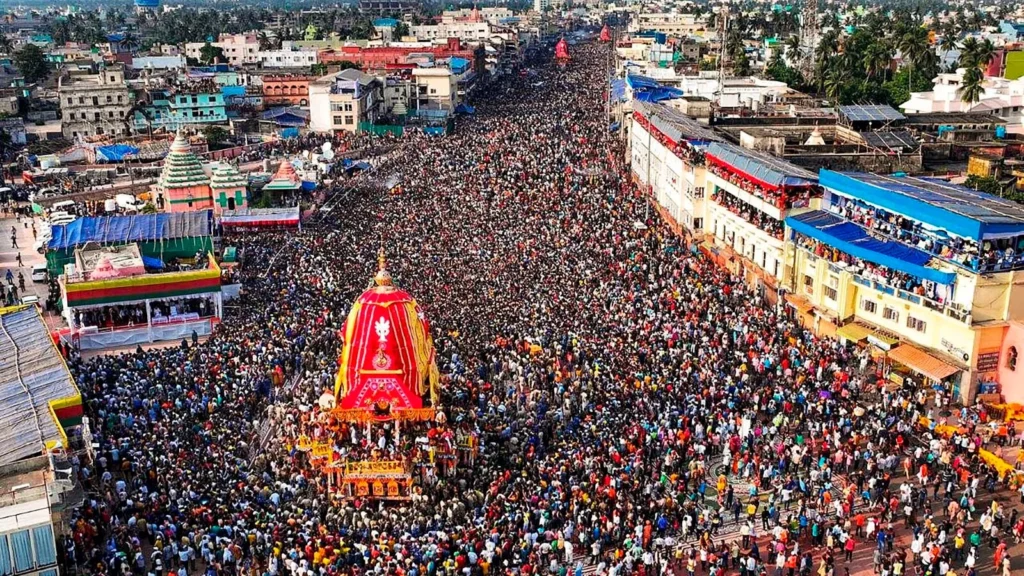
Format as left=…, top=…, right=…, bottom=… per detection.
left=344, top=115, right=354, bottom=125
left=0, top=534, right=11, bottom=576
left=66, top=98, right=72, bottom=105
left=92, top=96, right=98, bottom=106
left=32, top=526, right=55, bottom=567
left=106, top=95, right=112, bottom=103
left=823, top=286, right=838, bottom=301
left=118, top=95, right=123, bottom=103
left=803, top=275, right=813, bottom=294
left=1009, top=346, right=1018, bottom=371
left=430, top=88, right=437, bottom=94
left=344, top=103, right=353, bottom=112
left=9, top=531, right=32, bottom=573
left=94, top=113, right=100, bottom=121
left=883, top=306, right=899, bottom=323
left=862, top=299, right=877, bottom=314
left=78, top=96, right=84, bottom=104
left=333, top=115, right=344, bottom=125
left=907, top=316, right=927, bottom=332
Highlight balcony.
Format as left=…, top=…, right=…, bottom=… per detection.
left=808, top=246, right=972, bottom=325
left=709, top=188, right=784, bottom=242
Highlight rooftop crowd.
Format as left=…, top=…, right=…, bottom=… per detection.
left=62, top=42, right=1022, bottom=576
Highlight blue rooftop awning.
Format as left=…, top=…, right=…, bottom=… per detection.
left=787, top=210, right=957, bottom=286
left=820, top=170, right=1024, bottom=241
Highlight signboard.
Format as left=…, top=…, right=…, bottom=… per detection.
left=867, top=335, right=894, bottom=351
left=311, top=441, right=334, bottom=461
left=977, top=352, right=1000, bottom=373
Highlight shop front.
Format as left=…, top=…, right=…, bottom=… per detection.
left=886, top=343, right=963, bottom=405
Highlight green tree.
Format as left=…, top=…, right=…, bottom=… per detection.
left=13, top=44, right=49, bottom=83
left=976, top=39, right=996, bottom=69
left=824, top=61, right=848, bottom=103
left=883, top=67, right=934, bottom=108
left=0, top=34, right=12, bottom=55
left=393, top=21, right=410, bottom=39
left=863, top=42, right=892, bottom=82
left=958, top=66, right=985, bottom=106
left=958, top=36, right=979, bottom=68
left=203, top=126, right=229, bottom=149
left=784, top=34, right=801, bottom=63
left=965, top=174, right=1002, bottom=195
left=898, top=26, right=933, bottom=90
left=336, top=60, right=361, bottom=71
left=199, top=42, right=225, bottom=65
left=733, top=53, right=751, bottom=77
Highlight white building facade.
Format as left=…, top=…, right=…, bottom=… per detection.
left=900, top=68, right=1024, bottom=133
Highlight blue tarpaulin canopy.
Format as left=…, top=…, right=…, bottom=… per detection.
left=48, top=210, right=213, bottom=251
left=626, top=74, right=684, bottom=103
left=95, top=145, right=140, bottom=162
left=610, top=78, right=626, bottom=102
left=455, top=103, right=476, bottom=115
left=786, top=210, right=957, bottom=285
left=142, top=255, right=164, bottom=269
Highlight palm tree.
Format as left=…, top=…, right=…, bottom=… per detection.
left=824, top=60, right=847, bottom=103
left=863, top=42, right=892, bottom=82
left=785, top=34, right=801, bottom=62
left=959, top=66, right=985, bottom=105
left=121, top=32, right=139, bottom=54
left=939, top=33, right=958, bottom=54
left=976, top=39, right=996, bottom=69
left=958, top=36, right=979, bottom=68
left=898, top=27, right=931, bottom=90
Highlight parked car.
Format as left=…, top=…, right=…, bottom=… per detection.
left=31, top=264, right=48, bottom=283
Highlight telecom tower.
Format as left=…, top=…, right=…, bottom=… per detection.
left=716, top=6, right=729, bottom=80
left=800, top=0, right=819, bottom=80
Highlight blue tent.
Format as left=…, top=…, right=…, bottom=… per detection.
left=455, top=103, right=476, bottom=115
left=48, top=211, right=213, bottom=251
left=96, top=144, right=140, bottom=162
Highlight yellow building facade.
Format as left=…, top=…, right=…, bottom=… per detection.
left=783, top=170, right=1024, bottom=404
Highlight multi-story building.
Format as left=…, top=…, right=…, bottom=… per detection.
left=783, top=170, right=1024, bottom=404
left=262, top=75, right=313, bottom=106
left=185, top=34, right=260, bottom=67
left=629, top=13, right=711, bottom=36
left=58, top=65, right=133, bottom=139
left=704, top=142, right=821, bottom=294
left=134, top=89, right=227, bottom=130
left=308, top=69, right=383, bottom=133
left=359, top=0, right=418, bottom=16
left=0, top=306, right=86, bottom=576
left=411, top=67, right=457, bottom=115
left=257, top=48, right=319, bottom=69
left=629, top=101, right=720, bottom=235
left=318, top=39, right=476, bottom=70
left=901, top=68, right=1024, bottom=133
left=409, top=21, right=491, bottom=42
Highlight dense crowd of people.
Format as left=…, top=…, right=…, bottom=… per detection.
left=59, top=42, right=1022, bottom=576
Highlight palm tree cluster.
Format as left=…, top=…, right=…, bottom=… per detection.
left=763, top=9, right=960, bottom=107
left=954, top=36, right=997, bottom=106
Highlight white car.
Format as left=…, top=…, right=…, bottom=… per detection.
left=31, top=264, right=48, bottom=283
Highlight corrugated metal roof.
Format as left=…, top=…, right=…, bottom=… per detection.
left=0, top=307, right=79, bottom=466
